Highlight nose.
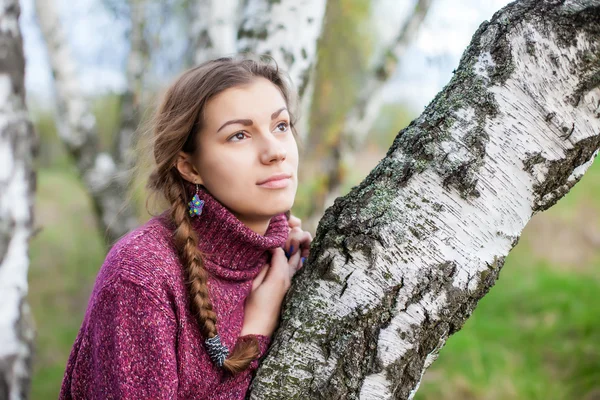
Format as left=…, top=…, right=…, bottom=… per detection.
left=259, top=130, right=287, bottom=164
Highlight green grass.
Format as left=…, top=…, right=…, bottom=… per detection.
left=415, top=250, right=600, bottom=400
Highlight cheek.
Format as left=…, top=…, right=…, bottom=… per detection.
left=201, top=152, right=259, bottom=199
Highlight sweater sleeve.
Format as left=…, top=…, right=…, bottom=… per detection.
left=86, top=275, right=179, bottom=399
left=235, top=333, right=272, bottom=371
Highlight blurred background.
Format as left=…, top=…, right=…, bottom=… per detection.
left=21, top=0, right=599, bottom=398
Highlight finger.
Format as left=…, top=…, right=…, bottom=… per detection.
left=267, top=247, right=286, bottom=269
left=289, top=238, right=300, bottom=258
left=284, top=227, right=303, bottom=257
left=298, top=231, right=312, bottom=258
left=298, top=231, right=312, bottom=248
left=270, top=246, right=286, bottom=261
left=296, top=254, right=305, bottom=271
left=288, top=250, right=302, bottom=279
left=251, top=264, right=270, bottom=291
left=288, top=214, right=302, bottom=230
left=263, top=248, right=288, bottom=284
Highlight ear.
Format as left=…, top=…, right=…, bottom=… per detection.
left=175, top=151, right=204, bottom=185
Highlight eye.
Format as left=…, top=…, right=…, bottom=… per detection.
left=228, top=131, right=248, bottom=142
left=275, top=122, right=289, bottom=133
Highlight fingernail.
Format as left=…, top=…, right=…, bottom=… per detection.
left=290, top=245, right=294, bottom=254
left=301, top=257, right=306, bottom=265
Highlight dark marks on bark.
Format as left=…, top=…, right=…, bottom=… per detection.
left=528, top=135, right=600, bottom=212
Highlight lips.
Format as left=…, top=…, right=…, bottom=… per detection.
left=257, top=173, right=292, bottom=185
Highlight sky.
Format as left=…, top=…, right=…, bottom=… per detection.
left=20, top=0, right=513, bottom=111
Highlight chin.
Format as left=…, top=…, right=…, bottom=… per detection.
left=261, top=195, right=295, bottom=217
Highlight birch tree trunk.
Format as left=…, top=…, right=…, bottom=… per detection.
left=248, top=1, right=600, bottom=398
left=0, top=0, right=37, bottom=398
left=237, top=0, right=327, bottom=97
left=113, top=0, right=149, bottom=171
left=188, top=0, right=241, bottom=65
left=35, top=0, right=139, bottom=245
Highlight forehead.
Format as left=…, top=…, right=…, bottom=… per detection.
left=203, top=77, right=288, bottom=126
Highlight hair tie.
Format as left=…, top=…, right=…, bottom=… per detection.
left=205, top=334, right=229, bottom=367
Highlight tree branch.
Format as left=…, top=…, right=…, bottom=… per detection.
left=344, top=0, right=433, bottom=147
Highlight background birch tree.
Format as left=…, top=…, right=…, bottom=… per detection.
left=0, top=0, right=37, bottom=398
left=34, top=0, right=145, bottom=245
left=246, top=0, right=600, bottom=398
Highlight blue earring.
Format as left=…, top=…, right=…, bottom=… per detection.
left=188, top=183, right=205, bottom=217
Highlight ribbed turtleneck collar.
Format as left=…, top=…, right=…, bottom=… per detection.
left=161, top=183, right=289, bottom=282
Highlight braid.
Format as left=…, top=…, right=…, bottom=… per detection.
left=164, top=169, right=260, bottom=375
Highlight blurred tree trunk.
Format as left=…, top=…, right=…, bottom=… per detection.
left=237, top=0, right=327, bottom=99
left=0, top=0, right=37, bottom=398
left=303, top=0, right=434, bottom=234
left=34, top=0, right=140, bottom=245
left=113, top=0, right=150, bottom=171
left=248, top=1, right=600, bottom=398
left=189, top=0, right=241, bottom=65
left=185, top=0, right=327, bottom=143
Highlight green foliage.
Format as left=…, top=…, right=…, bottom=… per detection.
left=367, top=101, right=417, bottom=150
left=293, top=173, right=329, bottom=220
left=90, top=91, right=123, bottom=152
left=29, top=106, right=69, bottom=169
left=415, top=254, right=600, bottom=400
left=29, top=159, right=600, bottom=399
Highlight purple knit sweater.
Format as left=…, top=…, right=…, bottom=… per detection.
left=59, top=185, right=289, bottom=399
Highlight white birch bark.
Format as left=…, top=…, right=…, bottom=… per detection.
left=189, top=0, right=242, bottom=65
left=0, top=1, right=36, bottom=398
left=34, top=0, right=138, bottom=245
left=237, top=0, right=327, bottom=97
left=249, top=1, right=600, bottom=398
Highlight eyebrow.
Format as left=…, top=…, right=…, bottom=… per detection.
left=216, top=107, right=288, bottom=133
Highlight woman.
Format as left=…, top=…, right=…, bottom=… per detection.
left=59, top=55, right=312, bottom=399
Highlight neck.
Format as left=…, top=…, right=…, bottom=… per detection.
left=230, top=212, right=271, bottom=236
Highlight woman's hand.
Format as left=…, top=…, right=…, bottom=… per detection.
left=285, top=214, right=312, bottom=269
left=240, top=248, right=302, bottom=337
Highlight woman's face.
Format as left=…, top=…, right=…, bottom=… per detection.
left=177, top=77, right=299, bottom=232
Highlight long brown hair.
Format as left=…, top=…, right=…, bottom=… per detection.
left=143, top=55, right=299, bottom=375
